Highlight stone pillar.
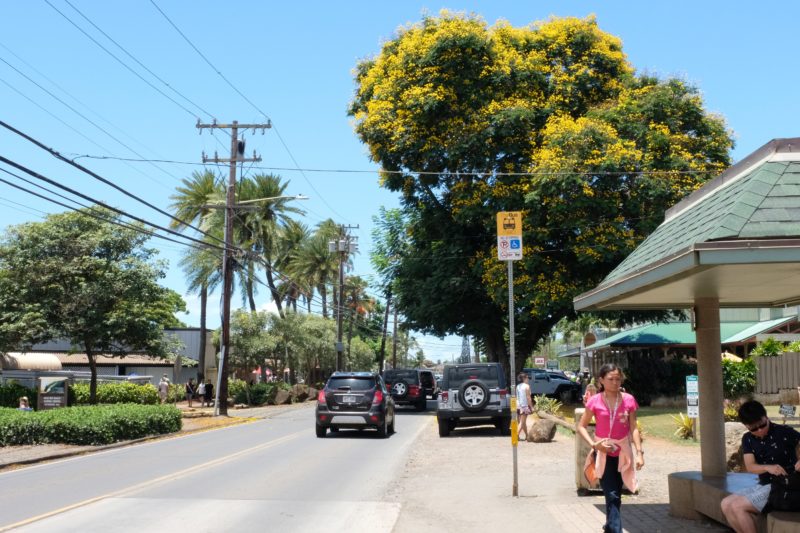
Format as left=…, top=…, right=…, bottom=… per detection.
left=695, top=297, right=726, bottom=477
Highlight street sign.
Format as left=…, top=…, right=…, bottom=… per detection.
left=686, top=375, right=699, bottom=419
left=534, top=356, right=545, bottom=366
left=545, top=360, right=559, bottom=370
left=497, top=212, right=523, bottom=261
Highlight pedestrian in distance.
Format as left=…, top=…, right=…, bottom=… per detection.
left=203, top=379, right=214, bottom=408
left=185, top=378, right=196, bottom=408
left=17, top=396, right=32, bottom=411
left=516, top=372, right=532, bottom=441
left=721, top=400, right=800, bottom=533
left=577, top=363, right=644, bottom=533
left=197, top=379, right=206, bottom=406
left=582, top=380, right=597, bottom=405
left=158, top=374, right=170, bottom=404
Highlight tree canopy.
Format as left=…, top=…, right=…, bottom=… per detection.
left=350, top=13, right=733, bottom=371
left=0, top=208, right=186, bottom=403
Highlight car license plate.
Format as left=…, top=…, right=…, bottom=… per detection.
left=343, top=394, right=357, bottom=403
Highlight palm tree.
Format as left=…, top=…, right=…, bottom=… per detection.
left=169, top=170, right=224, bottom=378
left=275, top=219, right=311, bottom=312
left=292, top=220, right=339, bottom=318
left=343, top=275, right=375, bottom=368
left=236, top=174, right=305, bottom=317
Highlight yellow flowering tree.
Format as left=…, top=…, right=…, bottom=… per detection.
left=350, top=12, right=733, bottom=370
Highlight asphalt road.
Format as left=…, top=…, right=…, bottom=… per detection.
left=0, top=401, right=437, bottom=532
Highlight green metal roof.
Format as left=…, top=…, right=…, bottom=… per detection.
left=604, top=158, right=800, bottom=284
left=585, top=316, right=796, bottom=350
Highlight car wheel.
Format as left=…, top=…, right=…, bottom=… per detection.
left=315, top=424, right=326, bottom=438
left=392, top=380, right=409, bottom=399
left=377, top=417, right=388, bottom=438
left=389, top=412, right=396, bottom=434
left=459, top=380, right=490, bottom=412
left=496, top=416, right=511, bottom=436
left=558, top=387, right=572, bottom=404
left=415, top=398, right=427, bottom=412
left=438, top=418, right=451, bottom=437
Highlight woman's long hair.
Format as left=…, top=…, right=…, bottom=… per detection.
left=596, top=363, right=625, bottom=392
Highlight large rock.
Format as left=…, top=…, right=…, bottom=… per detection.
left=726, top=421, right=747, bottom=472
left=291, top=384, right=310, bottom=402
left=528, top=419, right=557, bottom=443
left=274, top=389, right=292, bottom=405
left=307, top=387, right=318, bottom=401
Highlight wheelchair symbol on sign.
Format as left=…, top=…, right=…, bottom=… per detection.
left=510, top=239, right=520, bottom=249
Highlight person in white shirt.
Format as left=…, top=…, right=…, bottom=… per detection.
left=516, top=372, right=533, bottom=441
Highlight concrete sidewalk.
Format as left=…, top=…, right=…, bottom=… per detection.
left=389, top=417, right=730, bottom=533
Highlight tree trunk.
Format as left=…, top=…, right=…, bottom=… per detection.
left=378, top=289, right=391, bottom=373
left=346, top=309, right=355, bottom=370
left=264, top=265, right=284, bottom=318
left=87, top=346, right=98, bottom=405
left=320, top=285, right=328, bottom=318
left=392, top=306, right=398, bottom=369
left=199, top=284, right=207, bottom=381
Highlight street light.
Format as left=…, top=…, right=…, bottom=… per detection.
left=202, top=194, right=308, bottom=210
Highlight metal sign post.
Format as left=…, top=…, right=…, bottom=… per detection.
left=497, top=211, right=523, bottom=497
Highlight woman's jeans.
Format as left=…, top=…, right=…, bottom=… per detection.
left=600, top=455, right=623, bottom=533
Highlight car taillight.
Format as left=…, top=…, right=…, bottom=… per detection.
left=498, top=388, right=508, bottom=398
left=441, top=391, right=448, bottom=402
left=409, top=385, right=420, bottom=397
left=317, top=390, right=326, bottom=404
left=372, top=390, right=384, bottom=405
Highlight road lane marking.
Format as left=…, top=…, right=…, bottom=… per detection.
left=0, top=429, right=304, bottom=531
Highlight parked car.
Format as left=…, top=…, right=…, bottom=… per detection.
left=418, top=369, right=439, bottom=398
left=383, top=368, right=427, bottom=411
left=524, top=367, right=581, bottom=403
left=437, top=362, right=511, bottom=437
left=315, top=371, right=395, bottom=438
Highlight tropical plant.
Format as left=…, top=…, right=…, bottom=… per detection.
left=723, top=399, right=740, bottom=422
left=722, top=358, right=756, bottom=399
left=672, top=412, right=695, bottom=440
left=533, top=394, right=562, bottom=415
left=750, top=337, right=784, bottom=357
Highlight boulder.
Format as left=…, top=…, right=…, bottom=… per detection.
left=274, top=389, right=292, bottom=405
left=291, top=384, right=310, bottom=402
left=725, top=421, right=747, bottom=472
left=528, top=419, right=557, bottom=443
left=307, top=387, right=318, bottom=401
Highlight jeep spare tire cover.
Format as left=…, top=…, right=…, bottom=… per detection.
left=392, top=380, right=409, bottom=399
left=459, top=380, right=489, bottom=412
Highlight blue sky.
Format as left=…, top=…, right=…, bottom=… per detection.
left=2, top=1, right=799, bottom=362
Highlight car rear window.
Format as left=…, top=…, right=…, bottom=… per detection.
left=384, top=370, right=419, bottom=384
left=446, top=366, right=500, bottom=387
left=326, top=377, right=375, bottom=391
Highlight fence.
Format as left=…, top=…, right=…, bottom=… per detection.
left=756, top=352, right=800, bottom=393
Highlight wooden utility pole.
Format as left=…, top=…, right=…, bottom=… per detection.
left=330, top=225, right=358, bottom=371
left=196, top=119, right=269, bottom=415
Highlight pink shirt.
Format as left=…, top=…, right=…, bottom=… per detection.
left=586, top=392, right=638, bottom=456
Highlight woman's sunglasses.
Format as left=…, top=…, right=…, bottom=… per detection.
left=747, top=419, right=768, bottom=433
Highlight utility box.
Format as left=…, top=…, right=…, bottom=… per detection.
left=574, top=407, right=601, bottom=492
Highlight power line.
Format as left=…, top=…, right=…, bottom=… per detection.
left=65, top=153, right=718, bottom=177
left=0, top=120, right=228, bottom=249
left=148, top=0, right=350, bottom=223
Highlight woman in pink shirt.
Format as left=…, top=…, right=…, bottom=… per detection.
left=577, top=364, right=645, bottom=533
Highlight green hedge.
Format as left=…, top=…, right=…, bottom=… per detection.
left=0, top=383, right=37, bottom=409
left=71, top=382, right=159, bottom=405
left=722, top=358, right=756, bottom=399
left=0, top=403, right=181, bottom=446
left=231, top=380, right=292, bottom=406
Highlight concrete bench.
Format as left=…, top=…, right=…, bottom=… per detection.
left=669, top=471, right=800, bottom=532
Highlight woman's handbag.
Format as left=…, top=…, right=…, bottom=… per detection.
left=768, top=472, right=800, bottom=511
left=584, top=450, right=597, bottom=484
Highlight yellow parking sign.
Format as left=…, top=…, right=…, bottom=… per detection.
left=497, top=212, right=523, bottom=261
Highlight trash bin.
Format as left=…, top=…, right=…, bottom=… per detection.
left=574, top=407, right=601, bottom=492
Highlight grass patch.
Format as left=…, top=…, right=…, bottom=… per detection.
left=637, top=407, right=699, bottom=446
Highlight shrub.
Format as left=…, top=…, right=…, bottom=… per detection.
left=71, top=382, right=159, bottom=405
left=232, top=381, right=292, bottom=405
left=624, top=355, right=697, bottom=405
left=533, top=394, right=562, bottom=415
left=723, top=399, right=741, bottom=422
left=0, top=404, right=181, bottom=446
left=722, top=359, right=756, bottom=399
left=672, top=412, right=695, bottom=440
left=750, top=337, right=784, bottom=357
left=0, top=383, right=37, bottom=409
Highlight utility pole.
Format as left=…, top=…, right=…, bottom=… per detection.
left=197, top=119, right=270, bottom=415
left=329, top=225, right=358, bottom=371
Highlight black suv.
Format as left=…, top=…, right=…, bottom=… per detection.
left=418, top=369, right=438, bottom=399
left=524, top=367, right=581, bottom=403
left=383, top=368, right=427, bottom=411
left=315, top=372, right=395, bottom=438
left=437, top=362, right=511, bottom=437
